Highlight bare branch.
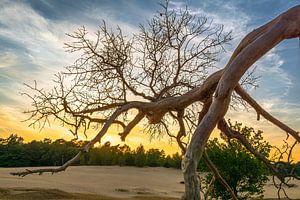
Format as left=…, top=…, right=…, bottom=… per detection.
left=11, top=103, right=135, bottom=176
left=235, top=85, right=300, bottom=143
left=119, top=111, right=145, bottom=141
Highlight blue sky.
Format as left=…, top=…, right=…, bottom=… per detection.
left=0, top=0, right=299, bottom=152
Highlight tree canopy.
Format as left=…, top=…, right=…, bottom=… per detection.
left=202, top=121, right=271, bottom=200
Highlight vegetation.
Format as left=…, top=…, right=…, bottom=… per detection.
left=201, top=122, right=272, bottom=200
left=0, top=134, right=181, bottom=169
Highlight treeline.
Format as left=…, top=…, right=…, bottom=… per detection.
left=1, top=134, right=300, bottom=176
left=0, top=134, right=181, bottom=168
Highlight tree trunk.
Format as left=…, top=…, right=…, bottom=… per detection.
left=182, top=155, right=201, bottom=199
left=182, top=96, right=231, bottom=200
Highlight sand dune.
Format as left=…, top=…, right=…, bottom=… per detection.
left=0, top=166, right=299, bottom=199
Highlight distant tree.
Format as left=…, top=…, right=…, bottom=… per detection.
left=0, top=134, right=29, bottom=167
left=295, top=162, right=300, bottom=176
left=135, top=145, right=147, bottom=167
left=25, top=140, right=49, bottom=166
left=3, top=134, right=24, bottom=145
left=13, top=1, right=300, bottom=199
left=118, top=144, right=133, bottom=166
left=170, top=152, right=182, bottom=169
left=146, top=148, right=165, bottom=167
left=48, top=139, right=78, bottom=166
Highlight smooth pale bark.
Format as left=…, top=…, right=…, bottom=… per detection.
left=182, top=6, right=300, bottom=200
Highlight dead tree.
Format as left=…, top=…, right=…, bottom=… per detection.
left=11, top=1, right=300, bottom=199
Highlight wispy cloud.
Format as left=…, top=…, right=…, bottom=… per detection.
left=0, top=0, right=76, bottom=106
left=0, top=52, right=18, bottom=68
left=170, top=1, right=294, bottom=102
left=169, top=1, right=250, bottom=41
left=0, top=0, right=74, bottom=69
left=254, top=50, right=293, bottom=97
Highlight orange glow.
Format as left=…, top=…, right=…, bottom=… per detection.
left=0, top=105, right=299, bottom=161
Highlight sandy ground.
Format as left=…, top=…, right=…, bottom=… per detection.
left=0, top=166, right=299, bottom=199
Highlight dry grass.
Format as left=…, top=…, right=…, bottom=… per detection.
left=0, top=188, right=179, bottom=200
left=1, top=188, right=300, bottom=200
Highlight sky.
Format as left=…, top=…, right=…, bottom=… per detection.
left=0, top=0, right=299, bottom=158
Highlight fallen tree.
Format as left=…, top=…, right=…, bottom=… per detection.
left=11, top=1, right=300, bottom=199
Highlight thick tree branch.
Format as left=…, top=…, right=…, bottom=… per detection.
left=119, top=111, right=145, bottom=141
left=10, top=152, right=82, bottom=177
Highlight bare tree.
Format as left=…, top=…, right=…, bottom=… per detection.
left=11, top=1, right=300, bottom=200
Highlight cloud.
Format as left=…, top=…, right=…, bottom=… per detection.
left=0, top=52, right=18, bottom=68
left=168, top=1, right=251, bottom=72
left=172, top=0, right=294, bottom=106
left=0, top=0, right=77, bottom=106
left=170, top=1, right=251, bottom=36
left=0, top=0, right=79, bottom=71
left=254, top=50, right=293, bottom=97
left=0, top=0, right=146, bottom=89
